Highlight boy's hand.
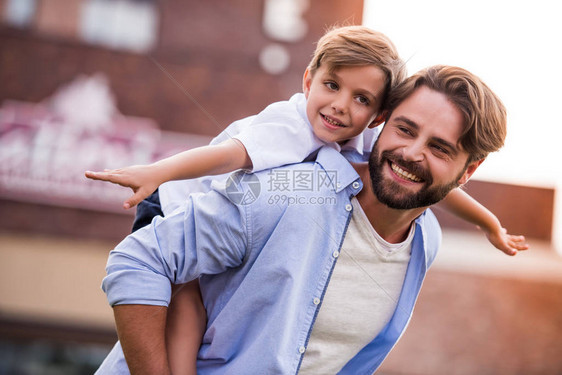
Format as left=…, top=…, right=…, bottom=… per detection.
left=485, top=227, right=529, bottom=256
left=85, top=165, right=161, bottom=209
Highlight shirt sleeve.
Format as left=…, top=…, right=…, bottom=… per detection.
left=233, top=98, right=325, bottom=172
left=159, top=95, right=321, bottom=212
left=102, top=188, right=248, bottom=307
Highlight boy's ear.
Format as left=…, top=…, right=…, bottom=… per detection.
left=368, top=110, right=388, bottom=128
left=302, top=68, right=312, bottom=98
left=457, top=158, right=485, bottom=185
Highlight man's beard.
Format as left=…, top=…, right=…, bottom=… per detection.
left=368, top=142, right=464, bottom=210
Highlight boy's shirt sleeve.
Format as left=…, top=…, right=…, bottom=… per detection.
left=233, top=94, right=325, bottom=172
left=102, top=188, right=248, bottom=307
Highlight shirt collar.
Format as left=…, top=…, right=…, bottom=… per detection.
left=315, top=146, right=362, bottom=194
left=317, top=145, right=437, bottom=270
left=340, top=133, right=365, bottom=155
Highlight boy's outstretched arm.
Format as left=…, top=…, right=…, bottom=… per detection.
left=437, top=188, right=529, bottom=256
left=85, top=139, right=252, bottom=209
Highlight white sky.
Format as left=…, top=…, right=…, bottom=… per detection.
left=364, top=0, right=562, bottom=189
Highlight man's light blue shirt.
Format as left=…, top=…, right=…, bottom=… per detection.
left=97, top=146, right=442, bottom=375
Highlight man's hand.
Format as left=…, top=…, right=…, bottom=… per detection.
left=113, top=305, right=171, bottom=375
left=485, top=227, right=529, bottom=256
left=85, top=165, right=161, bottom=209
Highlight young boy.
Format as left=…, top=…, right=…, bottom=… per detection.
left=87, top=26, right=528, bottom=374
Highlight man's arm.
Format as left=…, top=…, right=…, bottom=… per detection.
left=113, top=305, right=169, bottom=375
left=102, top=190, right=248, bottom=373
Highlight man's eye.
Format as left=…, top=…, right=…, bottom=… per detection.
left=431, top=144, right=449, bottom=155
left=397, top=126, right=412, bottom=136
left=324, top=81, right=338, bottom=90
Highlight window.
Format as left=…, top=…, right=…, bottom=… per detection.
left=1, top=0, right=159, bottom=53
left=80, top=0, right=158, bottom=53
left=2, top=0, right=37, bottom=28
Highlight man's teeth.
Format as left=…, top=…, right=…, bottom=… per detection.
left=323, top=115, right=345, bottom=127
left=391, top=163, right=423, bottom=182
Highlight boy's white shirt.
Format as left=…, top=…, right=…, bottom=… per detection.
left=158, top=93, right=381, bottom=215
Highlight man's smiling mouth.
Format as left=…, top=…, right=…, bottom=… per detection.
left=390, top=162, right=424, bottom=183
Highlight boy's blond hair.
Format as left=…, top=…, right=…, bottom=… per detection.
left=307, top=25, right=407, bottom=106
left=385, top=65, right=507, bottom=163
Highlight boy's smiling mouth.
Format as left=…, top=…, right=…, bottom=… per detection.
left=321, top=114, right=347, bottom=128
left=390, top=162, right=424, bottom=183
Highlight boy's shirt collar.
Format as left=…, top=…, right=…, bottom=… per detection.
left=339, top=133, right=365, bottom=154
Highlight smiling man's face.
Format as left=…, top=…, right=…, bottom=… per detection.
left=369, top=86, right=482, bottom=209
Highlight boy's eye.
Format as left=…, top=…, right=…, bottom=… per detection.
left=355, top=95, right=370, bottom=105
left=324, top=81, right=338, bottom=91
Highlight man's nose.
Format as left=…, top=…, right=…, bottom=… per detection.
left=401, top=141, right=425, bottom=162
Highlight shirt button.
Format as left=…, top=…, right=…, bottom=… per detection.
left=313, top=297, right=320, bottom=305
left=345, top=204, right=352, bottom=212
left=299, top=346, right=306, bottom=354
left=333, top=250, right=340, bottom=258
left=336, top=182, right=341, bottom=188
left=352, top=181, right=360, bottom=189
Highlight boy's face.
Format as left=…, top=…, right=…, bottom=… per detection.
left=303, top=64, right=387, bottom=144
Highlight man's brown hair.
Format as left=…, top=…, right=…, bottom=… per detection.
left=385, top=65, right=507, bottom=163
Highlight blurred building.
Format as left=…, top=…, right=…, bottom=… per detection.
left=0, top=0, right=560, bottom=374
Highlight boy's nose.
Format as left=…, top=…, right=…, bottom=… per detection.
left=331, top=95, right=349, bottom=114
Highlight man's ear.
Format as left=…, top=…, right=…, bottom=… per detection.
left=458, top=158, right=485, bottom=185
left=302, top=68, right=312, bottom=99
left=368, top=110, right=388, bottom=128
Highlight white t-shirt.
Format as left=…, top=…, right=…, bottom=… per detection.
left=158, top=93, right=381, bottom=215
left=299, top=198, right=414, bottom=374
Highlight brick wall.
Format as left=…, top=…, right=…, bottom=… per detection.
left=0, top=0, right=364, bottom=136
